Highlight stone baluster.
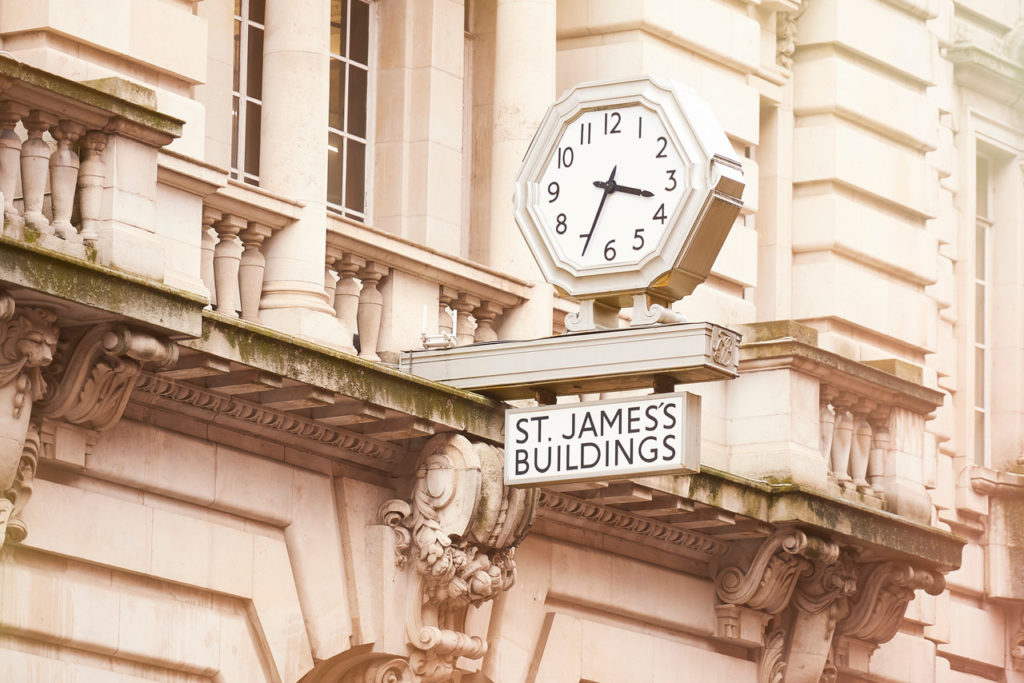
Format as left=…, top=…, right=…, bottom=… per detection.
left=200, top=208, right=219, bottom=307
left=356, top=262, right=389, bottom=361
left=0, top=101, right=28, bottom=232
left=324, top=248, right=340, bottom=315
left=829, top=393, right=856, bottom=486
left=21, top=110, right=57, bottom=234
left=77, top=131, right=107, bottom=244
left=238, top=222, right=271, bottom=323
left=849, top=399, right=876, bottom=491
left=819, top=384, right=838, bottom=462
left=48, top=120, right=85, bottom=241
left=452, top=293, right=480, bottom=346
left=332, top=252, right=364, bottom=355
left=473, top=301, right=503, bottom=343
left=868, top=407, right=890, bottom=493
left=212, top=214, right=245, bottom=316
left=438, top=286, right=456, bottom=336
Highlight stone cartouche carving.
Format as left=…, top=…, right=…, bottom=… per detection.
left=0, top=291, right=58, bottom=548
left=379, top=433, right=537, bottom=683
left=37, top=325, right=177, bottom=430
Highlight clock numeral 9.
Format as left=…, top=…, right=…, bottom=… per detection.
left=603, top=239, right=617, bottom=261
left=556, top=146, right=574, bottom=169
left=633, top=228, right=645, bottom=250
left=547, top=181, right=560, bottom=203
left=556, top=213, right=567, bottom=234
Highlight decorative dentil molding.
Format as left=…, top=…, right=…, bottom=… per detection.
left=538, top=490, right=729, bottom=557
left=134, top=375, right=403, bottom=462
left=379, top=433, right=537, bottom=683
left=0, top=290, right=58, bottom=548
left=713, top=529, right=944, bottom=683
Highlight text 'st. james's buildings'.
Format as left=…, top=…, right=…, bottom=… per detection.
left=0, top=1, right=1022, bottom=681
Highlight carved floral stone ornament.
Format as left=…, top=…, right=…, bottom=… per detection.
left=378, top=433, right=537, bottom=683
left=712, top=528, right=945, bottom=683
left=0, top=285, right=177, bottom=549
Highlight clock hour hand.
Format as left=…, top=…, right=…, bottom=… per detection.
left=591, top=180, right=653, bottom=197
left=581, top=165, right=617, bottom=257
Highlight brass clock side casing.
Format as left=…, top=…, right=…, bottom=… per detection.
left=513, top=75, right=745, bottom=305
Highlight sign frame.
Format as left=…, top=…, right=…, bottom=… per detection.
left=504, top=391, right=701, bottom=488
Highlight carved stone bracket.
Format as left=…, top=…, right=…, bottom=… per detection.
left=776, top=3, right=810, bottom=70
left=0, top=290, right=58, bottom=548
left=378, top=433, right=537, bottom=683
left=1011, top=607, right=1024, bottom=671
left=713, top=529, right=945, bottom=683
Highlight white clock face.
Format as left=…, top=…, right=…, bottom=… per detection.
left=536, top=104, right=689, bottom=272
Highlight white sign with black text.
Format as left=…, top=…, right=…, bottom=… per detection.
left=504, top=392, right=701, bottom=487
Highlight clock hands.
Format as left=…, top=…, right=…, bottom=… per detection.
left=591, top=179, right=654, bottom=197
left=581, top=165, right=617, bottom=257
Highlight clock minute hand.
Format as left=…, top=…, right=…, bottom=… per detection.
left=582, top=165, right=617, bottom=257
left=591, top=180, right=654, bottom=197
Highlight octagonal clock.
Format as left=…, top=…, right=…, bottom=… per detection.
left=513, top=76, right=744, bottom=311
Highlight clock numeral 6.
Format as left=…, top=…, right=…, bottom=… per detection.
left=547, top=181, right=560, bottom=203
left=603, top=239, right=617, bottom=261
left=632, top=228, right=645, bottom=250
left=556, top=213, right=567, bottom=234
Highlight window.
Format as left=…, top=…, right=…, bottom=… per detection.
left=231, top=0, right=265, bottom=186
left=973, top=156, right=991, bottom=466
left=328, top=0, right=371, bottom=220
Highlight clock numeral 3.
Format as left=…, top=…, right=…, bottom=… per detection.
left=547, top=181, right=560, bottom=202
left=556, top=213, right=568, bottom=234
left=633, top=228, right=645, bottom=250
left=665, top=169, right=677, bottom=191
left=603, top=239, right=617, bottom=261
left=557, top=146, right=574, bottom=169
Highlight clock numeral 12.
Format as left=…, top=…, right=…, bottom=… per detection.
left=604, top=111, right=621, bottom=135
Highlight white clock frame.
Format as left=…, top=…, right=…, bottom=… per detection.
left=513, top=76, right=745, bottom=315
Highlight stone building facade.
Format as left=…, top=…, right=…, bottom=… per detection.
left=0, top=0, right=1020, bottom=681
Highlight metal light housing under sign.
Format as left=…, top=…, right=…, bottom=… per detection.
left=504, top=392, right=701, bottom=487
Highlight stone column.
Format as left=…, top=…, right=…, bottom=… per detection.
left=488, top=0, right=556, bottom=340
left=258, top=0, right=342, bottom=340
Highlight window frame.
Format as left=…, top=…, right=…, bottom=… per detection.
left=231, top=0, right=265, bottom=186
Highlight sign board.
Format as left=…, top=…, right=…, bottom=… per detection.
left=504, top=392, right=701, bottom=487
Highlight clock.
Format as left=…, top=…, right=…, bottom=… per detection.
left=513, top=76, right=744, bottom=320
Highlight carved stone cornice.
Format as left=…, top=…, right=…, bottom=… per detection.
left=37, top=325, right=177, bottom=430
left=134, top=374, right=402, bottom=462
left=379, top=434, right=537, bottom=683
left=538, top=490, right=729, bottom=557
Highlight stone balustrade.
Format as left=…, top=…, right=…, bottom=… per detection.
left=326, top=214, right=532, bottom=363
left=0, top=57, right=181, bottom=279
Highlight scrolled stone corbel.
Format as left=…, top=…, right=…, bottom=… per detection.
left=835, top=561, right=944, bottom=644
left=36, top=324, right=177, bottom=431
left=377, top=433, right=537, bottom=682
left=0, top=290, right=58, bottom=549
left=714, top=529, right=818, bottom=614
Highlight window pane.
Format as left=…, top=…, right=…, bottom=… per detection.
left=327, top=132, right=344, bottom=207
left=231, top=96, right=240, bottom=173
left=234, top=0, right=241, bottom=17
left=975, top=282, right=985, bottom=340
left=351, top=0, right=369, bottom=65
left=975, top=347, right=985, bottom=407
left=974, top=411, right=986, bottom=465
left=331, top=0, right=347, bottom=56
left=975, top=223, right=986, bottom=277
left=348, top=66, right=367, bottom=138
left=246, top=26, right=264, bottom=100
left=329, top=59, right=345, bottom=130
left=245, top=100, right=261, bottom=177
left=249, top=0, right=265, bottom=24
left=976, top=157, right=989, bottom=218
left=346, top=139, right=365, bottom=214
left=233, top=19, right=241, bottom=92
